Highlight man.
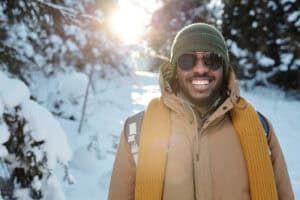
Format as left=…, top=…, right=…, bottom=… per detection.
left=108, top=23, right=294, bottom=200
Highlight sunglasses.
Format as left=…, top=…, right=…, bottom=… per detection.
left=177, top=52, right=224, bottom=71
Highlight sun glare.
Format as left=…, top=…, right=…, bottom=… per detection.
left=109, top=1, right=160, bottom=44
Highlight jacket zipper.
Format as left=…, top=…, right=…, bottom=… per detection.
left=194, top=127, right=204, bottom=200
left=180, top=98, right=205, bottom=200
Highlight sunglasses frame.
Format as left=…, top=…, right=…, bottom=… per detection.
left=177, top=52, right=225, bottom=71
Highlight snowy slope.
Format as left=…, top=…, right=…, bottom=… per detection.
left=58, top=71, right=160, bottom=200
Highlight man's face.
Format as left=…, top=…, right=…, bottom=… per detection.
left=176, top=52, right=224, bottom=107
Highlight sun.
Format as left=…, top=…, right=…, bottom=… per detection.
left=108, top=1, right=160, bottom=44
left=109, top=4, right=146, bottom=44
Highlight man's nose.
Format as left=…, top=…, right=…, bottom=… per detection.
left=192, top=58, right=209, bottom=74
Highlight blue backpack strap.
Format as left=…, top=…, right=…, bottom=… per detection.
left=257, top=111, right=270, bottom=139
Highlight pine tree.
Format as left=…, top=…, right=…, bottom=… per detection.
left=222, top=0, right=300, bottom=90
left=0, top=0, right=128, bottom=83
left=0, top=72, right=73, bottom=200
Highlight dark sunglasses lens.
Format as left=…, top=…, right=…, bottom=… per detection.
left=177, top=54, right=196, bottom=70
left=203, top=52, right=224, bottom=70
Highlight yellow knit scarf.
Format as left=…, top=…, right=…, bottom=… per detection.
left=135, top=97, right=277, bottom=200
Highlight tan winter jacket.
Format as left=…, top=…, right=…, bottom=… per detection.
left=108, top=69, right=294, bottom=200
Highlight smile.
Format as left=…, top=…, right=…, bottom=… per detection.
left=192, top=79, right=209, bottom=85
left=191, top=78, right=213, bottom=91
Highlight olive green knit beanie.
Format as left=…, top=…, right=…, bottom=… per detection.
left=169, top=23, right=230, bottom=79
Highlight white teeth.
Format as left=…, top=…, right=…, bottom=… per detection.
left=192, top=80, right=209, bottom=85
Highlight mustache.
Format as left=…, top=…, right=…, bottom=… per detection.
left=191, top=73, right=213, bottom=79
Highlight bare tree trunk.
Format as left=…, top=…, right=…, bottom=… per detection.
left=78, top=66, right=94, bottom=134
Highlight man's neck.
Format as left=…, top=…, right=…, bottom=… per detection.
left=177, top=91, right=225, bottom=123
left=177, top=92, right=210, bottom=114
left=193, top=104, right=210, bottom=115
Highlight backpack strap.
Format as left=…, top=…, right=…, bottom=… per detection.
left=257, top=111, right=271, bottom=156
left=124, top=111, right=145, bottom=164
left=257, top=111, right=270, bottom=139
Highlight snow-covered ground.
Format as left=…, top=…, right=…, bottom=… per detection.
left=1, top=70, right=299, bottom=199
left=56, top=71, right=161, bottom=200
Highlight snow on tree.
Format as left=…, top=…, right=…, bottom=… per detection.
left=0, top=0, right=129, bottom=83
left=0, top=71, right=73, bottom=200
left=222, top=0, right=300, bottom=90
left=0, top=0, right=133, bottom=126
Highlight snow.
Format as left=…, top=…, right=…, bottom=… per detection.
left=63, top=23, right=89, bottom=48
left=251, top=21, right=258, bottom=28
left=66, top=40, right=78, bottom=52
left=249, top=10, right=255, bottom=16
left=43, top=176, right=65, bottom=200
left=267, top=1, right=277, bottom=10
left=281, top=53, right=293, bottom=64
left=20, top=100, right=72, bottom=168
left=32, top=176, right=42, bottom=191
left=287, top=11, right=299, bottom=22
left=0, top=71, right=72, bottom=200
left=0, top=72, right=30, bottom=108
left=227, top=39, right=248, bottom=57
left=58, top=71, right=88, bottom=100
left=255, top=52, right=275, bottom=67
left=1, top=69, right=300, bottom=199
left=0, top=3, right=6, bottom=21
left=230, top=29, right=238, bottom=35
left=39, top=71, right=160, bottom=199
left=13, top=188, right=31, bottom=200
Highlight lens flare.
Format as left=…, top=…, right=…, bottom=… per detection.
left=109, top=3, right=146, bottom=44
